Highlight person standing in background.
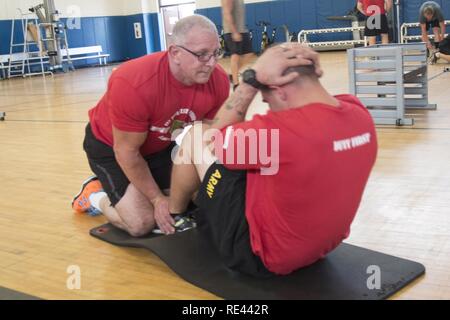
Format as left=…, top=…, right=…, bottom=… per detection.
left=222, top=0, right=255, bottom=90
left=357, top=0, right=393, bottom=46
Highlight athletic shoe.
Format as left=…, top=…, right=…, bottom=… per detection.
left=71, top=176, right=103, bottom=216
left=152, top=214, right=197, bottom=235
left=428, top=50, right=438, bottom=65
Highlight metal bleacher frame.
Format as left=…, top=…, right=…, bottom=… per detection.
left=298, top=25, right=368, bottom=51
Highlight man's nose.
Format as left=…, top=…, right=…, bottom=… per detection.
left=205, top=55, right=217, bottom=67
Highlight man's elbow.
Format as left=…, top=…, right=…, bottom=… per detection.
left=114, top=146, right=140, bottom=166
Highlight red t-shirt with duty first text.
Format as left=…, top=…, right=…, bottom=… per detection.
left=89, top=51, right=230, bottom=156
left=215, top=95, right=378, bottom=275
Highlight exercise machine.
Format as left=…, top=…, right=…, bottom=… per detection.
left=29, top=0, right=73, bottom=72
left=256, top=21, right=273, bottom=53
left=256, top=22, right=296, bottom=53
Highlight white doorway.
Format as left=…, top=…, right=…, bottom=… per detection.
left=159, top=0, right=196, bottom=49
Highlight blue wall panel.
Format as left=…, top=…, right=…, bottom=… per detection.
left=65, top=19, right=85, bottom=49
left=268, top=0, right=285, bottom=42
left=104, top=16, right=127, bottom=62
left=143, top=13, right=161, bottom=54
left=93, top=17, right=108, bottom=51
left=441, top=0, right=450, bottom=19
left=1, top=12, right=161, bottom=68
left=125, top=14, right=148, bottom=59
left=0, top=20, right=10, bottom=55
left=207, top=7, right=222, bottom=27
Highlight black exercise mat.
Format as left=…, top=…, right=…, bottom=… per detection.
left=0, top=287, right=41, bottom=300
left=90, top=224, right=425, bottom=300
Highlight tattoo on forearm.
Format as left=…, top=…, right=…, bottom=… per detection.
left=224, top=87, right=255, bottom=116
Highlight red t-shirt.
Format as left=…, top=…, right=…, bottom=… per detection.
left=89, top=51, right=230, bottom=156
left=359, top=0, right=386, bottom=15
left=214, top=95, right=378, bottom=275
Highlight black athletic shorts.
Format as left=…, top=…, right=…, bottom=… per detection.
left=83, top=124, right=174, bottom=206
left=223, top=33, right=253, bottom=55
left=364, top=14, right=389, bottom=36
left=439, top=36, right=450, bottom=55
left=195, top=162, right=272, bottom=278
left=426, top=19, right=441, bottom=30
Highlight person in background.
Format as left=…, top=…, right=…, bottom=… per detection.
left=419, top=1, right=446, bottom=51
left=357, top=0, right=393, bottom=45
left=222, top=0, right=255, bottom=90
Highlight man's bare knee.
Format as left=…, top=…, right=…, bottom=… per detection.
left=114, top=185, right=156, bottom=237
left=124, top=213, right=155, bottom=237
left=115, top=205, right=155, bottom=237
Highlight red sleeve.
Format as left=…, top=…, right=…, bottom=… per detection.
left=204, top=67, right=230, bottom=120
left=213, top=115, right=279, bottom=172
left=107, top=78, right=151, bottom=132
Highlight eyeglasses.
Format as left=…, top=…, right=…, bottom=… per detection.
left=177, top=45, right=223, bottom=62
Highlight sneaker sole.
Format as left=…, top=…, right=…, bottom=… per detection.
left=71, top=176, right=99, bottom=207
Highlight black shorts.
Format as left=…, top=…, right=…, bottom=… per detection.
left=195, top=162, right=272, bottom=278
left=223, top=32, right=253, bottom=55
left=83, top=124, right=174, bottom=206
left=426, top=19, right=441, bottom=30
left=439, top=36, right=450, bottom=55
left=364, top=14, right=389, bottom=36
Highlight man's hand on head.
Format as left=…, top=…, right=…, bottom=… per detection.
left=252, top=43, right=323, bottom=87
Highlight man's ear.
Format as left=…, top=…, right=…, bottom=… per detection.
left=168, top=45, right=181, bottom=64
left=272, top=86, right=287, bottom=102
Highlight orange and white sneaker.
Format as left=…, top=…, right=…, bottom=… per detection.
left=72, top=176, right=103, bottom=216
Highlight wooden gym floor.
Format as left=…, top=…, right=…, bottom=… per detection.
left=0, top=52, right=449, bottom=300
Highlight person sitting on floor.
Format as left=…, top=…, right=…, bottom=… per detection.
left=167, top=43, right=378, bottom=277
left=430, top=35, right=450, bottom=64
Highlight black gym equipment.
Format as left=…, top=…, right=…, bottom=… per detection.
left=0, top=286, right=41, bottom=300
left=91, top=223, right=425, bottom=300
left=256, top=21, right=273, bottom=53
left=256, top=21, right=295, bottom=54
left=216, top=24, right=228, bottom=58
